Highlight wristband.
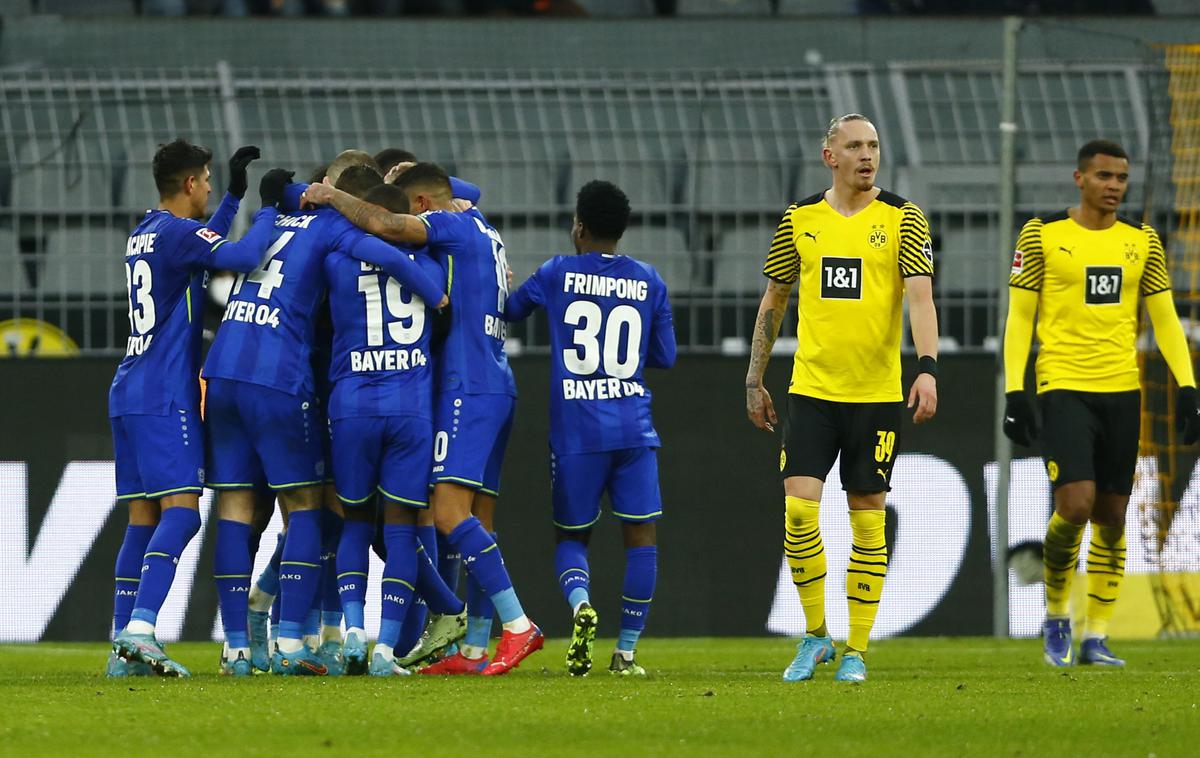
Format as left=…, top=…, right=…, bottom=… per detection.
left=917, top=355, right=938, bottom=378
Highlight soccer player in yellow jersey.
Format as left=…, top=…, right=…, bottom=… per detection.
left=745, top=114, right=940, bottom=683
left=1003, top=139, right=1200, bottom=667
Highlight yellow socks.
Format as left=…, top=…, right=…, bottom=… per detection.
left=846, top=509, right=887, bottom=653
left=1084, top=524, right=1126, bottom=638
left=784, top=496, right=826, bottom=635
left=1043, top=511, right=1085, bottom=617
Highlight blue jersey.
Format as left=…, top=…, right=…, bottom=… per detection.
left=204, top=208, right=445, bottom=397
left=108, top=193, right=275, bottom=417
left=324, top=242, right=446, bottom=421
left=505, top=252, right=676, bottom=455
left=420, top=208, right=516, bottom=396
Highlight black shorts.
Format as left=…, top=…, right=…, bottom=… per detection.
left=780, top=394, right=903, bottom=493
left=1039, top=389, right=1140, bottom=495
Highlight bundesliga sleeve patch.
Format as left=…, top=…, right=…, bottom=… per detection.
left=1011, top=250, right=1024, bottom=275
left=196, top=227, right=223, bottom=245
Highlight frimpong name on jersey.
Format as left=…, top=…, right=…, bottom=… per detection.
left=560, top=270, right=652, bottom=402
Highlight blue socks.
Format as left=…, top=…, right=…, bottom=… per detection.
left=398, top=526, right=437, bottom=653
left=336, top=517, right=374, bottom=631
left=437, top=531, right=461, bottom=593
left=129, top=507, right=201, bottom=627
left=214, top=519, right=252, bottom=649
left=320, top=510, right=344, bottom=629
left=618, top=546, right=657, bottom=652
left=278, top=508, right=322, bottom=642
left=464, top=530, right=498, bottom=648
left=415, top=533, right=466, bottom=615
left=555, top=538, right=591, bottom=609
left=378, top=524, right=418, bottom=649
left=446, top=517, right=523, bottom=624
left=255, top=533, right=284, bottom=597
left=112, top=523, right=153, bottom=636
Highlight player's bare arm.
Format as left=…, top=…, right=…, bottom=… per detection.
left=302, top=182, right=429, bottom=245
left=905, top=275, right=938, bottom=424
left=745, top=278, right=793, bottom=432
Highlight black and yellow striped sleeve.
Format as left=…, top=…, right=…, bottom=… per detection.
left=1009, top=218, right=1045, bottom=291
left=762, top=204, right=799, bottom=284
left=1139, top=224, right=1170, bottom=297
left=898, top=202, right=934, bottom=278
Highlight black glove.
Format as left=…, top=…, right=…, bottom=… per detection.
left=1003, top=390, right=1038, bottom=447
left=430, top=302, right=453, bottom=345
left=259, top=168, right=294, bottom=210
left=1177, top=386, right=1200, bottom=445
left=226, top=145, right=260, bottom=199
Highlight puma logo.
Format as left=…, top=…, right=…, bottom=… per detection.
left=876, top=468, right=887, bottom=479
left=1059, top=246, right=1074, bottom=256
left=801, top=231, right=820, bottom=242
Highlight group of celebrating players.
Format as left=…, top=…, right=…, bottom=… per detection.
left=107, top=141, right=674, bottom=678
left=105, top=110, right=1200, bottom=683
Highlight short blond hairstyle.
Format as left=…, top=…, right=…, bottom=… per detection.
left=325, top=149, right=380, bottom=185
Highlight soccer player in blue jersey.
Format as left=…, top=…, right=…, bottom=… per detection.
left=505, top=181, right=676, bottom=676
left=319, top=182, right=469, bottom=676
left=109, top=140, right=285, bottom=677
left=303, top=163, right=543, bottom=676
left=203, top=169, right=448, bottom=677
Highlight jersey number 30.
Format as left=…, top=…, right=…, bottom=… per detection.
left=563, top=300, right=642, bottom=379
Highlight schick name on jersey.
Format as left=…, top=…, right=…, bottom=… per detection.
left=125, top=232, right=158, bottom=257
left=563, top=377, right=647, bottom=401
left=562, top=271, right=649, bottom=301
left=350, top=347, right=427, bottom=372
left=276, top=214, right=318, bottom=229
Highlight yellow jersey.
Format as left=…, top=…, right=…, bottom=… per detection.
left=762, top=190, right=934, bottom=403
left=1009, top=211, right=1169, bottom=393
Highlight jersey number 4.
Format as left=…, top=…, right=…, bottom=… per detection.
left=233, top=231, right=293, bottom=300
left=563, top=300, right=642, bottom=379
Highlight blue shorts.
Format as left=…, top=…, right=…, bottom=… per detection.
left=205, top=378, right=326, bottom=491
left=111, top=404, right=204, bottom=501
left=315, top=392, right=334, bottom=484
left=431, top=391, right=515, bottom=496
left=550, top=447, right=663, bottom=531
left=330, top=415, right=433, bottom=508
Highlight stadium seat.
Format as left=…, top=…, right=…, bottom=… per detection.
left=498, top=225, right=572, bottom=284
left=37, top=0, right=133, bottom=13
left=41, top=227, right=128, bottom=296
left=13, top=138, right=117, bottom=212
left=713, top=224, right=776, bottom=293
left=617, top=225, right=692, bottom=294
left=456, top=138, right=565, bottom=212
left=567, top=137, right=683, bottom=210
left=0, top=228, right=24, bottom=296
left=116, top=140, right=162, bottom=212
left=676, top=0, right=773, bottom=15
left=688, top=135, right=790, bottom=211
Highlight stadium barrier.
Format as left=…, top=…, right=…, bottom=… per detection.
left=4, top=355, right=1195, bottom=642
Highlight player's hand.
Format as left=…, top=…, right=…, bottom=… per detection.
left=1003, top=390, right=1038, bottom=446
left=226, top=145, right=260, bottom=199
left=1176, top=386, right=1200, bottom=445
left=259, top=168, right=294, bottom=210
left=746, top=383, right=777, bottom=432
left=384, top=161, right=415, bottom=185
left=506, top=265, right=514, bottom=288
left=451, top=198, right=474, bottom=212
left=301, top=180, right=334, bottom=208
left=908, top=373, right=937, bottom=424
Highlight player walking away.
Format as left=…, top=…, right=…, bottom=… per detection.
left=1003, top=139, right=1200, bottom=668
left=302, top=163, right=544, bottom=676
left=504, top=181, right=676, bottom=676
left=109, top=140, right=282, bottom=677
left=745, top=114, right=939, bottom=683
left=202, top=169, right=448, bottom=677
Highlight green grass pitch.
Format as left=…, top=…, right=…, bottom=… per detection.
left=2, top=638, right=1197, bottom=756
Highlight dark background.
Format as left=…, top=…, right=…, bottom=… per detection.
left=0, top=353, right=999, bottom=640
